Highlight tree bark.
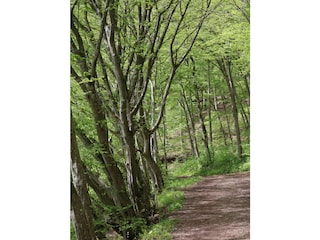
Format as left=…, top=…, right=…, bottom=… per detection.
left=179, top=107, right=186, bottom=152
left=139, top=106, right=164, bottom=191
left=162, top=108, right=168, bottom=175
left=71, top=115, right=96, bottom=240
left=217, top=57, right=243, bottom=159
left=142, top=130, right=164, bottom=190
left=179, top=85, right=200, bottom=158
left=222, top=97, right=234, bottom=146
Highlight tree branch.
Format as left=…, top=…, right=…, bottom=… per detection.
left=90, top=2, right=109, bottom=78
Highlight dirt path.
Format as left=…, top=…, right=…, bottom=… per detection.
left=169, top=172, right=250, bottom=240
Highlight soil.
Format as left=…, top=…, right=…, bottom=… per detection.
left=169, top=171, right=250, bottom=240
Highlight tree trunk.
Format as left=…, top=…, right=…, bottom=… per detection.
left=139, top=106, right=164, bottom=191
left=243, top=73, right=251, bottom=129
left=71, top=184, right=96, bottom=240
left=236, top=78, right=250, bottom=129
left=179, top=85, right=200, bottom=158
left=150, top=78, right=159, bottom=164
left=217, top=57, right=243, bottom=159
left=195, top=89, right=211, bottom=164
left=212, top=86, right=228, bottom=147
left=239, top=98, right=250, bottom=129
left=88, top=85, right=135, bottom=212
left=71, top=115, right=96, bottom=240
left=161, top=110, right=168, bottom=175
left=121, top=124, right=152, bottom=215
left=142, top=130, right=164, bottom=190
left=71, top=69, right=134, bottom=214
left=190, top=56, right=211, bottom=164
left=207, top=60, right=213, bottom=145
left=178, top=99, right=194, bottom=155
left=244, top=73, right=250, bottom=104
left=222, top=96, right=234, bottom=146
left=179, top=107, right=185, bottom=151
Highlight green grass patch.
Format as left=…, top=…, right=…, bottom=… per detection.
left=199, top=146, right=250, bottom=176
left=169, top=159, right=201, bottom=177
left=238, top=161, right=250, bottom=171
left=157, top=190, right=184, bottom=212
left=140, top=219, right=176, bottom=240
left=166, top=175, right=201, bottom=190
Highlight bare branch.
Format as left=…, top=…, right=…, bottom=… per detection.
left=90, top=3, right=109, bottom=78
left=231, top=0, right=250, bottom=23
left=150, top=66, right=177, bottom=133
left=71, top=13, right=90, bottom=74
left=170, top=0, right=192, bottom=67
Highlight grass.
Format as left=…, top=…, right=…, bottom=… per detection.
left=199, top=147, right=250, bottom=176
left=140, top=219, right=176, bottom=240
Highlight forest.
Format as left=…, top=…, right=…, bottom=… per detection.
left=70, top=0, right=250, bottom=239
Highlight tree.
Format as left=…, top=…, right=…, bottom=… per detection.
left=70, top=0, right=213, bottom=238
left=188, top=0, right=250, bottom=158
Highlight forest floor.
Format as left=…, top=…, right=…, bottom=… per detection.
left=169, top=171, right=250, bottom=240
